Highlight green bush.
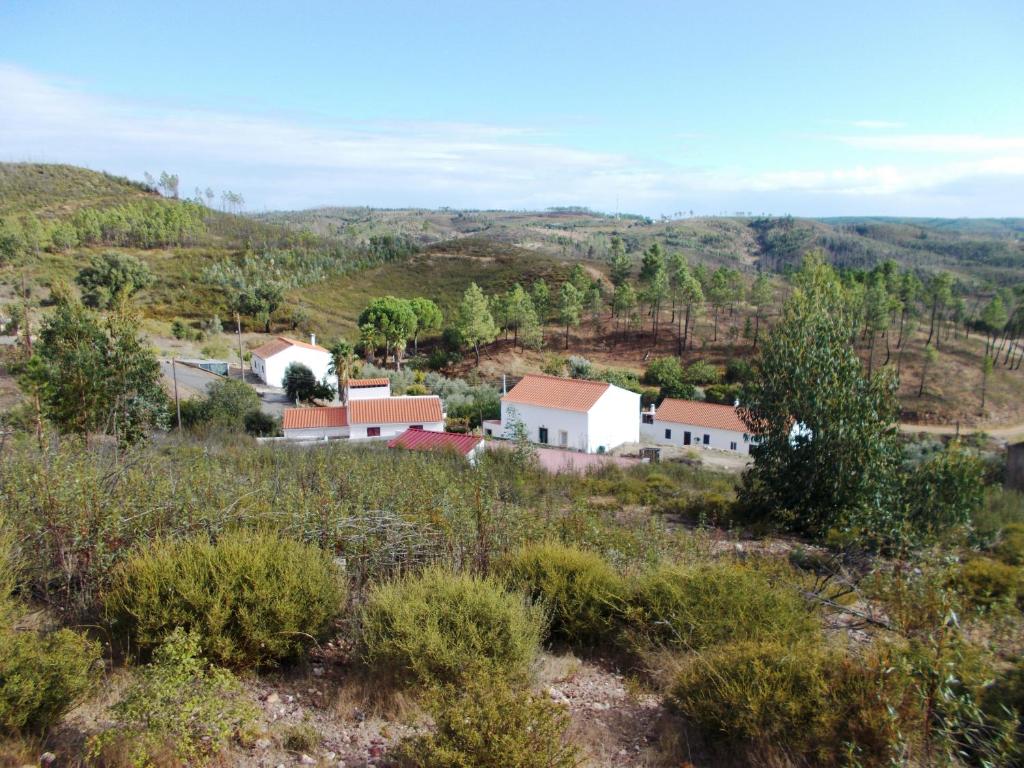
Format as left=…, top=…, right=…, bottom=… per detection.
left=360, top=567, right=544, bottom=688
left=685, top=360, right=721, bottom=386
left=499, top=542, right=625, bottom=647
left=88, top=628, right=257, bottom=767
left=106, top=530, right=344, bottom=667
left=624, top=561, right=817, bottom=651
left=955, top=557, right=1022, bottom=607
left=994, top=523, right=1024, bottom=567
left=392, top=673, right=578, bottom=768
left=669, top=640, right=902, bottom=764
left=0, top=628, right=100, bottom=735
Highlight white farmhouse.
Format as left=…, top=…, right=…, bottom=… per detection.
left=492, top=373, right=640, bottom=453
left=250, top=335, right=335, bottom=389
left=281, top=395, right=444, bottom=441
left=641, top=399, right=753, bottom=455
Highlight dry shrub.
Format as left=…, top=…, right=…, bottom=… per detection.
left=499, top=542, right=625, bottom=648
left=360, top=567, right=545, bottom=689
left=106, top=529, right=345, bottom=668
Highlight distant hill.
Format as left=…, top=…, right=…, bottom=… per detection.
left=0, top=162, right=158, bottom=216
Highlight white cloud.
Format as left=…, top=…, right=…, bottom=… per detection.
left=0, top=63, right=1021, bottom=216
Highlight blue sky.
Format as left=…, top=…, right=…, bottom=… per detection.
left=2, top=0, right=1022, bottom=216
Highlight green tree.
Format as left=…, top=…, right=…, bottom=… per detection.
left=644, top=266, right=669, bottom=345
left=643, top=357, right=695, bottom=400
left=639, top=242, right=664, bottom=285
left=455, top=283, right=499, bottom=366
left=75, top=252, right=153, bottom=309
left=919, top=343, right=938, bottom=398
left=706, top=267, right=733, bottom=342
left=282, top=362, right=322, bottom=404
left=504, top=285, right=535, bottom=349
left=609, top=237, right=631, bottom=287
left=612, top=283, right=637, bottom=344
left=677, top=268, right=703, bottom=355
left=359, top=296, right=418, bottom=370
left=925, top=272, right=954, bottom=349
left=409, top=297, right=443, bottom=355
left=737, top=253, right=903, bottom=545
left=530, top=279, right=551, bottom=324
left=568, top=263, right=590, bottom=294
left=980, top=354, right=994, bottom=411
left=557, top=282, right=582, bottom=350
left=863, top=273, right=890, bottom=376
left=980, top=295, right=1008, bottom=357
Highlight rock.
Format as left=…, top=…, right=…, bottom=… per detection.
left=39, top=754, right=57, bottom=767
left=300, top=754, right=316, bottom=765
left=336, top=762, right=346, bottom=768
left=324, top=752, right=336, bottom=760
left=312, top=666, right=324, bottom=677
left=265, top=692, right=281, bottom=705
left=255, top=738, right=273, bottom=750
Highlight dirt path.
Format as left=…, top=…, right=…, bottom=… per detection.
left=899, top=420, right=1024, bottom=442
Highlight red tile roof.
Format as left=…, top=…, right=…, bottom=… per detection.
left=251, top=336, right=329, bottom=359
left=388, top=428, right=483, bottom=456
left=502, top=374, right=610, bottom=412
left=348, top=378, right=390, bottom=388
left=282, top=406, right=348, bottom=430
left=348, top=396, right=443, bottom=425
left=655, top=399, right=746, bottom=432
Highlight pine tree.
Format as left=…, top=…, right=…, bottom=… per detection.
left=455, top=283, right=499, bottom=366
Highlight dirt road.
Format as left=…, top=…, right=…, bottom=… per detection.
left=899, top=421, right=1024, bottom=443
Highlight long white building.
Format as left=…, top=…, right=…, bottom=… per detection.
left=281, top=395, right=444, bottom=441
left=641, top=398, right=753, bottom=454
left=489, top=373, right=640, bottom=454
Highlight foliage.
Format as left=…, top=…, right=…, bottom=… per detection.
left=181, top=378, right=262, bottom=431
left=453, top=283, right=498, bottom=365
left=76, top=252, right=154, bottom=309
left=954, top=557, right=1022, bottom=607
left=360, top=296, right=418, bottom=368
left=25, top=295, right=167, bottom=445
left=87, top=628, right=257, bottom=767
left=738, top=253, right=904, bottom=546
left=703, top=383, right=741, bottom=405
left=902, top=441, right=985, bottom=543
left=643, top=357, right=696, bottom=400
left=282, top=361, right=333, bottom=404
left=623, top=561, right=817, bottom=652
left=106, top=530, right=344, bottom=668
left=392, top=673, right=579, bottom=768
left=685, top=360, right=721, bottom=386
left=0, top=627, right=100, bottom=735
left=994, top=523, right=1024, bottom=567
left=565, top=355, right=592, bottom=379
left=972, top=488, right=1024, bottom=549
left=360, top=567, right=544, bottom=688
left=499, top=543, right=624, bottom=647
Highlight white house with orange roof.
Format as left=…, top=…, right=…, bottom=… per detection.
left=250, top=335, right=335, bottom=389
left=281, top=395, right=444, bottom=441
left=492, top=373, right=640, bottom=453
left=641, top=398, right=753, bottom=454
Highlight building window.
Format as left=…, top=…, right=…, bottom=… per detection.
left=410, top=425, right=423, bottom=430
left=558, top=430, right=568, bottom=447
left=367, top=427, right=381, bottom=437
left=703, top=434, right=710, bottom=445
left=730, top=441, right=737, bottom=451
left=642, top=413, right=654, bottom=424
left=485, top=428, right=493, bottom=436
left=683, top=431, right=691, bottom=445
left=664, top=428, right=672, bottom=439
left=743, top=433, right=749, bottom=442
left=538, top=427, right=549, bottom=444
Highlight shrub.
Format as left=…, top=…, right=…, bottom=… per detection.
left=669, top=640, right=902, bottom=764
left=88, top=628, right=257, bottom=767
left=954, top=557, right=1022, bottom=607
left=643, top=357, right=696, bottom=399
left=499, top=543, right=625, bottom=647
left=360, top=567, right=544, bottom=688
left=243, top=409, right=279, bottom=437
left=0, top=628, right=100, bottom=735
left=702, top=383, right=741, bottom=405
left=994, top=522, right=1024, bottom=566
left=685, top=360, right=721, bottom=386
left=972, top=488, right=1024, bottom=548
left=624, top=562, right=817, bottom=651
left=724, top=358, right=754, bottom=384
left=106, top=530, right=344, bottom=667
left=392, top=673, right=578, bottom=768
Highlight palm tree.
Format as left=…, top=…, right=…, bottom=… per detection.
left=328, top=339, right=354, bottom=404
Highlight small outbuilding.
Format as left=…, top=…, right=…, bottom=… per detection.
left=251, top=335, right=335, bottom=389
left=641, top=399, right=753, bottom=454
left=346, top=378, right=391, bottom=401
left=388, top=428, right=486, bottom=464
left=494, top=373, right=640, bottom=453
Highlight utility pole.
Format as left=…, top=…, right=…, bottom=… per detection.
left=171, top=359, right=182, bottom=430
left=236, top=312, right=244, bottom=382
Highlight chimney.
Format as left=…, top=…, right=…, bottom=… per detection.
left=310, top=333, right=316, bottom=346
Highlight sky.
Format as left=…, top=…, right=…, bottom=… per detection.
left=1, top=0, right=1022, bottom=217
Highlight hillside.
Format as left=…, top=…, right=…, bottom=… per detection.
left=0, top=162, right=157, bottom=216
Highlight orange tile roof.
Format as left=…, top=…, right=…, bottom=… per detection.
left=348, top=396, right=443, bottom=425
left=348, top=378, right=390, bottom=388
left=388, top=428, right=483, bottom=456
left=251, top=336, right=329, bottom=359
left=655, top=399, right=746, bottom=432
left=282, top=406, right=348, bottom=430
left=502, top=374, right=610, bottom=412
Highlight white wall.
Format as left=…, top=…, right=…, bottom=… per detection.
left=282, top=426, right=349, bottom=441
left=501, top=402, right=590, bottom=451
left=347, top=384, right=391, bottom=401
left=644, top=419, right=751, bottom=454
left=255, top=347, right=337, bottom=389
left=586, top=386, right=640, bottom=452
left=349, top=420, right=445, bottom=440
